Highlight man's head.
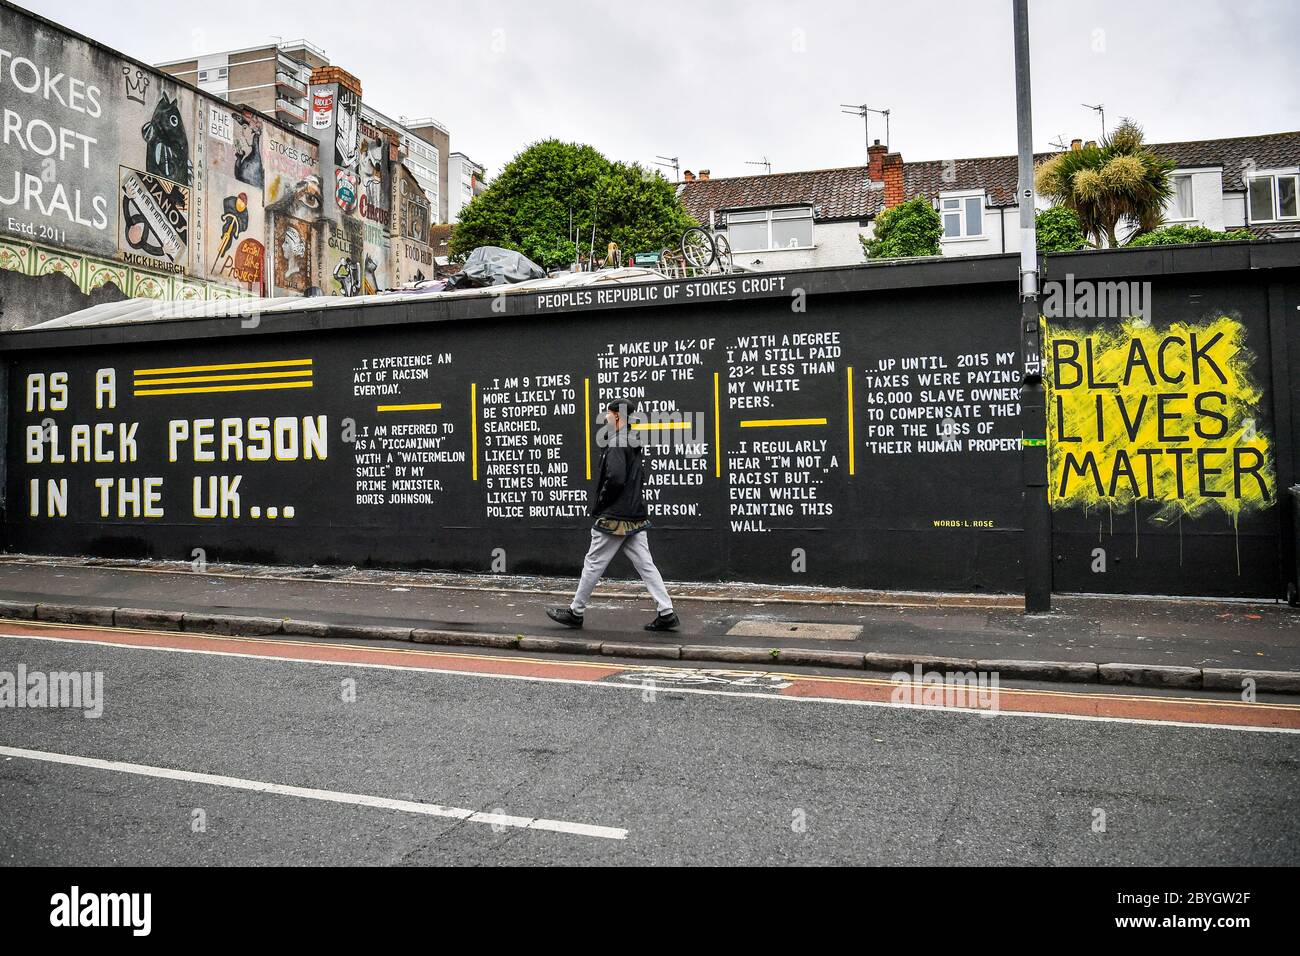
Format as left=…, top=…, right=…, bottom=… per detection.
left=605, top=398, right=637, bottom=431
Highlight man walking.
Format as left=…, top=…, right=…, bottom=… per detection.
left=547, top=398, right=680, bottom=632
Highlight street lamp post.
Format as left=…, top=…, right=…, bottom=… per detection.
left=1013, top=0, right=1051, bottom=613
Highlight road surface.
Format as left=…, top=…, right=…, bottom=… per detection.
left=1, top=619, right=1298, bottom=865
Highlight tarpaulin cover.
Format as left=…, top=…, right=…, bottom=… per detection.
left=446, top=246, right=546, bottom=289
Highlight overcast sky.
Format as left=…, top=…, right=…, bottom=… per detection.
left=22, top=0, right=1300, bottom=179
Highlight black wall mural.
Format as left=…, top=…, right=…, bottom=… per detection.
left=5, top=248, right=1298, bottom=597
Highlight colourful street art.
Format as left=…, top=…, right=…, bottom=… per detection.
left=118, top=167, right=189, bottom=274
left=334, top=87, right=361, bottom=172
left=230, top=237, right=266, bottom=288
left=273, top=217, right=312, bottom=294
left=0, top=3, right=325, bottom=305
left=0, top=4, right=441, bottom=310
left=141, top=91, right=193, bottom=187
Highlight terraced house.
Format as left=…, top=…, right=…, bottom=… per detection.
left=678, top=131, right=1300, bottom=271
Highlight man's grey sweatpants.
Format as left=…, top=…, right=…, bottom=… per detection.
left=571, top=527, right=673, bottom=616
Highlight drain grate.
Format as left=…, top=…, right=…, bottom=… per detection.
left=725, top=620, right=863, bottom=641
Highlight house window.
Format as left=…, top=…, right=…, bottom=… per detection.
left=940, top=194, right=984, bottom=238
left=1248, top=172, right=1300, bottom=222
left=1170, top=174, right=1194, bottom=219
left=724, top=207, right=814, bottom=251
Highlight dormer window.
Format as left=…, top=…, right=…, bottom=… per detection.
left=1248, top=171, right=1299, bottom=223
left=940, top=192, right=984, bottom=239
left=723, top=206, right=814, bottom=251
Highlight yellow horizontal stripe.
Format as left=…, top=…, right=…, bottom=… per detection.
left=134, top=370, right=314, bottom=386
left=739, top=418, right=828, bottom=428
left=134, top=358, right=313, bottom=376
left=376, top=403, right=443, bottom=412
left=631, top=422, right=692, bottom=430
left=134, top=381, right=314, bottom=396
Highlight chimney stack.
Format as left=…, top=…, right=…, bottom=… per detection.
left=698, top=169, right=710, bottom=181
left=882, top=152, right=905, bottom=208
left=1070, top=138, right=1082, bottom=151
left=867, top=139, right=887, bottom=182
left=683, top=170, right=696, bottom=182
left=309, top=65, right=363, bottom=98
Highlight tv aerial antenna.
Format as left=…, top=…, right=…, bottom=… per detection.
left=654, top=154, right=680, bottom=182
left=745, top=156, right=772, bottom=175
left=1082, top=103, right=1106, bottom=139
left=840, top=103, right=891, bottom=149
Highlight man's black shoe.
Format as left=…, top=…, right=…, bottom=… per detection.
left=547, top=607, right=584, bottom=628
left=644, top=611, right=680, bottom=632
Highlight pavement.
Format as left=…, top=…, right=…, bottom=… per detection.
left=1, top=618, right=1298, bottom=865
left=0, top=554, right=1297, bottom=692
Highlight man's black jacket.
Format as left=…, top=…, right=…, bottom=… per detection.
left=590, top=435, right=649, bottom=521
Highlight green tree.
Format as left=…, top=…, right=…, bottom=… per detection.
left=1035, top=206, right=1087, bottom=252
left=1034, top=119, right=1174, bottom=248
left=448, top=139, right=696, bottom=268
left=1126, top=224, right=1253, bottom=247
left=860, top=195, right=942, bottom=259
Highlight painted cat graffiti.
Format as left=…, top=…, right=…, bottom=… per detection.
left=363, top=254, right=379, bottom=295
left=142, top=92, right=192, bottom=186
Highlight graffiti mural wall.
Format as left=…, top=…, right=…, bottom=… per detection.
left=0, top=1, right=321, bottom=305
left=264, top=123, right=322, bottom=297
left=305, top=73, right=395, bottom=299
left=204, top=104, right=268, bottom=292
left=357, top=118, right=391, bottom=293
left=391, top=163, right=434, bottom=286
left=7, top=247, right=1297, bottom=598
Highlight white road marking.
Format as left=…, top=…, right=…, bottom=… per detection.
left=2, top=630, right=1298, bottom=735
left=0, top=744, right=627, bottom=841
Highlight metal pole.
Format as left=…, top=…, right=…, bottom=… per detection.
left=1014, top=0, right=1051, bottom=613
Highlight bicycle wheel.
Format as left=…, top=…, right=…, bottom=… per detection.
left=681, top=226, right=716, bottom=270
left=712, top=233, right=733, bottom=273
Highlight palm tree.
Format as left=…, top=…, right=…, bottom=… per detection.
left=1034, top=119, right=1174, bottom=248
